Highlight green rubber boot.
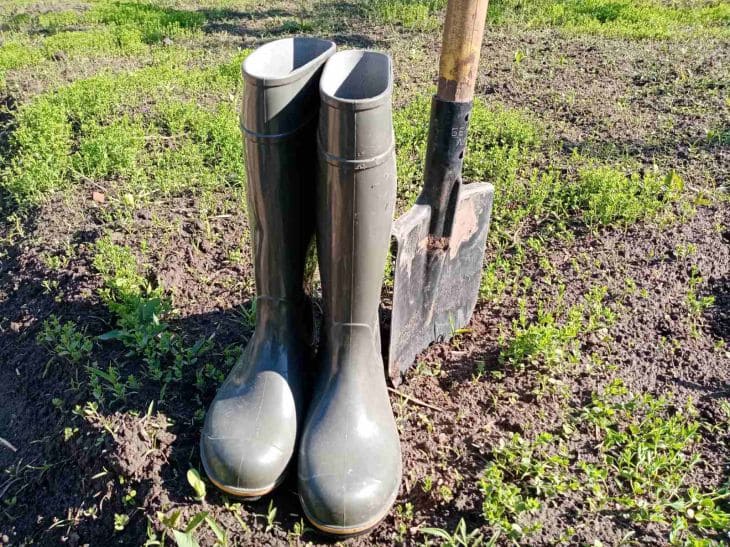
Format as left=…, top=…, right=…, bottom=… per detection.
left=201, top=37, right=335, bottom=498
left=298, top=50, right=402, bottom=535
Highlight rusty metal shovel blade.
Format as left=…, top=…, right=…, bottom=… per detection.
left=387, top=182, right=494, bottom=383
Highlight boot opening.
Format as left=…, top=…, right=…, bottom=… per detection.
left=244, top=37, right=334, bottom=82
left=320, top=50, right=391, bottom=101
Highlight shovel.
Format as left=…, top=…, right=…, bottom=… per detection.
left=387, top=0, right=494, bottom=383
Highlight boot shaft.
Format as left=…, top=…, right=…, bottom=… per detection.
left=316, top=51, right=397, bottom=330
left=241, top=38, right=335, bottom=301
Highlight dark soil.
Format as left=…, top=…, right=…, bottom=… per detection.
left=1, top=3, right=729, bottom=546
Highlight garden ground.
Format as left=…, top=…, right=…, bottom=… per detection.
left=0, top=0, right=728, bottom=545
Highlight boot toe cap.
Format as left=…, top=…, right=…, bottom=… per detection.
left=200, top=371, right=298, bottom=496
left=299, top=471, right=400, bottom=534
left=201, top=435, right=287, bottom=495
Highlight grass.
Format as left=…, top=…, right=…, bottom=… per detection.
left=366, top=0, right=730, bottom=38
left=0, top=1, right=212, bottom=88
left=368, top=0, right=445, bottom=30
left=1, top=52, right=246, bottom=206
left=487, top=0, right=730, bottom=39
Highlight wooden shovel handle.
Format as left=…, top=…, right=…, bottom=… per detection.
left=437, top=0, right=490, bottom=103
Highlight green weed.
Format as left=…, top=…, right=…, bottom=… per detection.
left=87, top=363, right=140, bottom=406
left=487, top=0, right=730, bottom=40
left=581, top=379, right=730, bottom=539
left=707, top=125, right=730, bottom=146
left=264, top=500, right=277, bottom=533
left=156, top=508, right=229, bottom=547
left=114, top=513, right=130, bottom=531
left=394, top=502, right=415, bottom=543
left=92, top=235, right=149, bottom=302
left=480, top=432, right=573, bottom=539
left=92, top=237, right=212, bottom=400
left=421, top=518, right=490, bottom=546
left=685, top=265, right=716, bottom=338
left=37, top=316, right=94, bottom=365
left=500, top=286, right=614, bottom=371
left=187, top=468, right=207, bottom=501
left=369, top=0, right=445, bottom=30
left=478, top=380, right=730, bottom=542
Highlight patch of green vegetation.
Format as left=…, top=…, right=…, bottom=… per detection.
left=564, top=167, right=684, bottom=229
left=487, top=0, right=730, bottom=40
left=486, top=164, right=682, bottom=299
left=1, top=98, right=75, bottom=202
left=0, top=1, right=212, bottom=85
left=88, top=1, right=205, bottom=43
left=35, top=9, right=85, bottom=31
left=500, top=285, right=615, bottom=371
left=6, top=2, right=205, bottom=41
left=147, top=99, right=244, bottom=195
left=582, top=380, right=730, bottom=540
left=478, top=380, right=730, bottom=543
left=73, top=116, right=147, bottom=180
left=37, top=316, right=94, bottom=365
left=0, top=39, right=43, bottom=86
left=479, top=165, right=684, bottom=303
left=92, top=234, right=151, bottom=304
left=92, top=236, right=213, bottom=401
left=2, top=10, right=83, bottom=32
left=43, top=27, right=148, bottom=57
left=1, top=52, right=247, bottom=206
left=368, top=0, right=445, bottom=30
left=480, top=431, right=575, bottom=539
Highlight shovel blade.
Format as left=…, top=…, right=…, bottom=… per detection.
left=387, top=182, right=494, bottom=383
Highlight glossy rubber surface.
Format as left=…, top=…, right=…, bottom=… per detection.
left=201, top=37, right=335, bottom=497
left=298, top=50, right=402, bottom=533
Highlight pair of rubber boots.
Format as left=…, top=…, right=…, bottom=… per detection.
left=200, top=38, right=401, bottom=536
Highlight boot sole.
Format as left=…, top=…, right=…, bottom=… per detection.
left=205, top=471, right=287, bottom=500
